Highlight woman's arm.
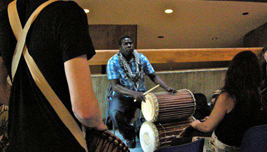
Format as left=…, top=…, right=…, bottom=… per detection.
left=191, top=92, right=235, bottom=132
left=64, top=55, right=107, bottom=131
left=0, top=57, right=11, bottom=105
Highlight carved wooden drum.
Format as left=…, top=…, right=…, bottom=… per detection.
left=141, top=89, right=196, bottom=123
left=139, top=118, right=193, bottom=152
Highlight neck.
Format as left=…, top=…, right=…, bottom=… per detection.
left=17, top=0, right=47, bottom=5
left=120, top=49, right=133, bottom=61
left=16, top=0, right=48, bottom=25
left=125, top=54, right=133, bottom=62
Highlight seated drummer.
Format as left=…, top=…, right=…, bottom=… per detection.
left=190, top=51, right=263, bottom=151
left=107, top=35, right=176, bottom=148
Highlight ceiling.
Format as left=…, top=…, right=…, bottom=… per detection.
left=74, top=0, right=267, bottom=49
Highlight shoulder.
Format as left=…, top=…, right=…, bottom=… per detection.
left=108, top=54, right=119, bottom=64
left=44, top=1, right=86, bottom=20
left=138, top=52, right=146, bottom=58
left=218, top=92, right=234, bottom=102
left=138, top=53, right=150, bottom=61
left=217, top=92, right=235, bottom=112
left=50, top=1, right=83, bottom=12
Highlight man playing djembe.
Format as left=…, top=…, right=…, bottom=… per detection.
left=107, top=35, right=176, bottom=148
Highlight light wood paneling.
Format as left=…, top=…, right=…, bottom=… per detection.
left=205, top=0, right=267, bottom=2
left=88, top=47, right=262, bottom=65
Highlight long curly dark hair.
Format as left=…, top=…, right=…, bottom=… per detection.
left=258, top=46, right=267, bottom=66
left=259, top=46, right=267, bottom=86
left=222, top=51, right=262, bottom=118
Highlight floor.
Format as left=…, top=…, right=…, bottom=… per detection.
left=110, top=129, right=144, bottom=152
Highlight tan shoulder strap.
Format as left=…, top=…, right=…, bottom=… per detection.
left=8, top=1, right=88, bottom=151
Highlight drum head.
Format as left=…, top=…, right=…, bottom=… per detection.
left=139, top=122, right=159, bottom=152
left=141, top=93, right=159, bottom=122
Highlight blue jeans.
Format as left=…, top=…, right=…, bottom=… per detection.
left=108, top=93, right=141, bottom=140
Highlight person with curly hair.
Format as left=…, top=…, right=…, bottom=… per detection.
left=258, top=46, right=267, bottom=89
left=191, top=51, right=263, bottom=151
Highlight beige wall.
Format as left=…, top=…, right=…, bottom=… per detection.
left=91, top=68, right=227, bottom=118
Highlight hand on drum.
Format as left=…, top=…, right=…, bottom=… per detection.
left=132, top=91, right=146, bottom=102
left=166, top=87, right=177, bottom=93
left=93, top=122, right=108, bottom=131
left=201, top=116, right=210, bottom=122
left=190, top=120, right=201, bottom=129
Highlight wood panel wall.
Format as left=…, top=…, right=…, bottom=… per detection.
left=89, top=25, right=137, bottom=50
left=89, top=47, right=261, bottom=74
left=88, top=47, right=262, bottom=65
left=205, top=0, right=267, bottom=2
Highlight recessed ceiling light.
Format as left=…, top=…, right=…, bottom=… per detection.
left=84, top=9, right=90, bottom=14
left=242, top=12, right=249, bottom=15
left=165, top=9, right=173, bottom=14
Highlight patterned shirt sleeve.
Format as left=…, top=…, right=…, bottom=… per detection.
left=140, top=53, right=155, bottom=75
left=107, top=56, right=120, bottom=80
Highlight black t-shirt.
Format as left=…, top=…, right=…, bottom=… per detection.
left=0, top=1, right=95, bottom=151
left=214, top=94, right=261, bottom=147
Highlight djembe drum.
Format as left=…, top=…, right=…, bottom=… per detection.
left=140, top=118, right=193, bottom=152
left=142, top=89, right=196, bottom=123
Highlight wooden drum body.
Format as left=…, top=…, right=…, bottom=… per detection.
left=139, top=118, right=193, bottom=152
left=142, top=89, right=196, bottom=123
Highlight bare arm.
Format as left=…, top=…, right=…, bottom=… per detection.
left=148, top=72, right=176, bottom=93
left=0, top=57, right=11, bottom=105
left=110, top=79, right=146, bottom=101
left=190, top=92, right=235, bottom=132
left=64, top=55, right=106, bottom=131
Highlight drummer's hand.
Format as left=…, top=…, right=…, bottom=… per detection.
left=166, top=87, right=177, bottom=93
left=190, top=120, right=201, bottom=129
left=132, top=92, right=146, bottom=102
left=93, top=122, right=108, bottom=131
left=201, top=116, right=210, bottom=122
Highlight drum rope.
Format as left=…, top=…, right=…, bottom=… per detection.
left=85, top=130, right=129, bottom=152
left=95, top=134, right=103, bottom=150
left=107, top=140, right=112, bottom=151
left=100, top=135, right=109, bottom=151
left=158, top=123, right=168, bottom=145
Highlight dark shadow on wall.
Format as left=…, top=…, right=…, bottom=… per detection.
left=244, top=22, right=267, bottom=47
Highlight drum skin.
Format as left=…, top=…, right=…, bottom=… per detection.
left=142, top=89, right=196, bottom=123
left=140, top=118, right=193, bottom=152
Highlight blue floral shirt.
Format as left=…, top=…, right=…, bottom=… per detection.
left=107, top=52, right=155, bottom=93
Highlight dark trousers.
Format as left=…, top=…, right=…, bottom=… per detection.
left=109, top=93, right=141, bottom=140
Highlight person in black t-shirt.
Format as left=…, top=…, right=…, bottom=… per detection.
left=0, top=0, right=106, bottom=151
